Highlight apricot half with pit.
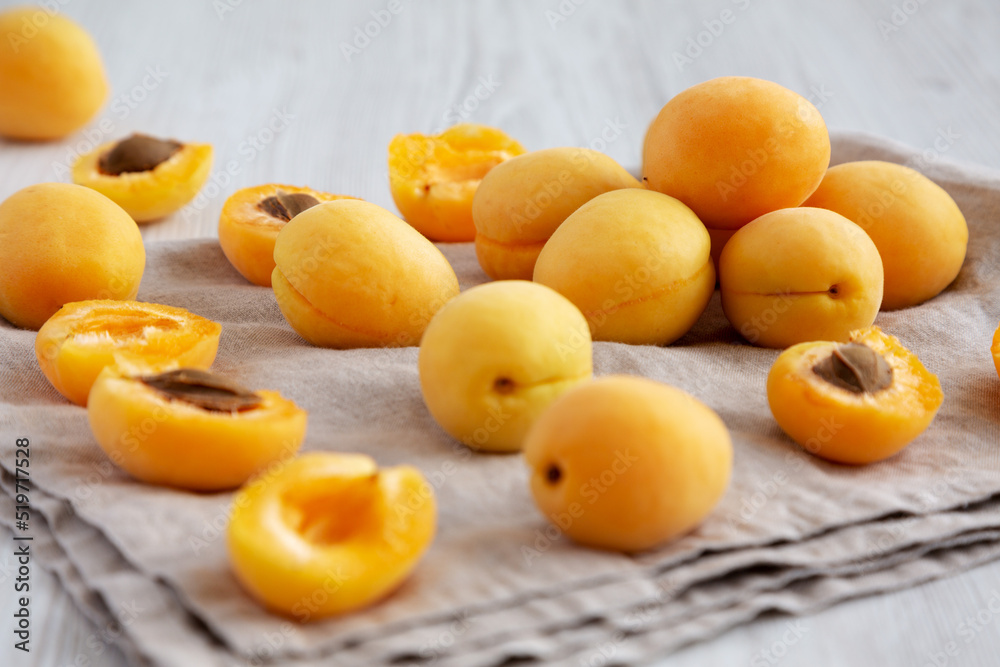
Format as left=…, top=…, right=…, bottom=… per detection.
left=0, top=183, right=144, bottom=330
left=73, top=133, right=213, bottom=222
left=272, top=200, right=460, bottom=348
left=524, top=375, right=732, bottom=552
left=419, top=281, right=593, bottom=452
left=533, top=189, right=715, bottom=345
left=389, top=123, right=525, bottom=242
left=227, top=452, right=436, bottom=619
left=35, top=300, right=221, bottom=406
left=87, top=367, right=306, bottom=491
left=219, top=184, right=359, bottom=287
left=767, top=327, right=942, bottom=464
left=472, top=147, right=643, bottom=280
left=719, top=207, right=883, bottom=348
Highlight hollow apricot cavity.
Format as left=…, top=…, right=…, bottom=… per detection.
left=227, top=452, right=435, bottom=619
left=524, top=376, right=732, bottom=552
left=35, top=300, right=221, bottom=406
left=767, top=327, right=942, bottom=464
left=389, top=123, right=524, bottom=242
left=87, top=367, right=306, bottom=491
left=0, top=183, right=144, bottom=330
left=219, top=184, right=359, bottom=287
left=73, top=133, right=213, bottom=222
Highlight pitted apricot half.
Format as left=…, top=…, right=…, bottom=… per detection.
left=389, top=123, right=525, bottom=242
left=87, top=367, right=306, bottom=491
left=35, top=300, right=221, bottom=406
left=72, top=133, right=213, bottom=222
left=218, top=184, right=359, bottom=287
left=767, top=326, right=942, bottom=464
left=227, top=452, right=436, bottom=619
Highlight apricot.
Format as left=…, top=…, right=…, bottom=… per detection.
left=523, top=376, right=732, bottom=552
left=0, top=183, right=144, bottom=330
left=993, top=323, right=1000, bottom=380
left=87, top=367, right=306, bottom=491
left=472, top=147, right=642, bottom=280
left=419, top=281, right=592, bottom=452
left=643, top=77, right=830, bottom=260
left=802, top=161, right=968, bottom=310
left=219, top=184, right=359, bottom=287
left=389, top=123, right=525, bottom=242
left=35, top=300, right=221, bottom=406
left=533, top=189, right=714, bottom=345
left=72, top=133, right=214, bottom=222
left=272, top=200, right=459, bottom=348
left=767, top=327, right=942, bottom=464
left=0, top=8, right=107, bottom=140
left=228, top=452, right=435, bottom=619
left=719, top=207, right=883, bottom=348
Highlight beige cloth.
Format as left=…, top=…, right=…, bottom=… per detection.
left=2, top=131, right=1000, bottom=666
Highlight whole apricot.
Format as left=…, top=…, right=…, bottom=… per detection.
left=0, top=7, right=107, bottom=140
left=523, top=376, right=732, bottom=552
left=35, top=300, right=221, bottom=406
left=389, top=123, right=524, bottom=242
left=803, top=161, right=968, bottom=310
left=767, top=327, right=942, bottom=464
left=272, top=200, right=459, bottom=348
left=73, top=133, right=214, bottom=222
left=719, top=207, right=883, bottom=348
left=419, top=281, right=592, bottom=452
left=219, top=184, right=359, bottom=287
left=0, top=183, right=144, bottom=330
left=472, top=147, right=642, bottom=280
left=228, top=452, right=435, bottom=619
left=533, top=189, right=715, bottom=345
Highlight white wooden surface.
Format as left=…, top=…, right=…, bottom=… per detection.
left=2, top=0, right=1000, bottom=665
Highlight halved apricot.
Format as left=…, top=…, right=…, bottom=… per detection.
left=992, top=322, right=1000, bottom=380
left=87, top=367, right=306, bottom=491
left=767, top=326, right=942, bottom=464
left=389, top=123, right=525, bottom=242
left=73, top=133, right=213, bottom=222
left=218, top=184, right=359, bottom=287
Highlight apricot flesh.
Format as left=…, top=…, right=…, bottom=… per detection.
left=993, top=323, right=1000, bottom=380
left=219, top=184, right=359, bottom=287
left=87, top=367, right=306, bottom=491
left=35, top=300, right=221, bottom=406
left=767, top=327, right=942, bottom=464
left=719, top=207, right=883, bottom=348
left=472, top=147, right=643, bottom=280
left=0, top=8, right=107, bottom=140
left=389, top=123, right=525, bottom=242
left=0, top=183, right=145, bottom=330
left=524, top=375, right=732, bottom=552
left=419, top=281, right=593, bottom=452
left=803, top=160, right=968, bottom=310
left=533, top=189, right=715, bottom=345
left=227, top=452, right=436, bottom=619
left=272, top=200, right=460, bottom=348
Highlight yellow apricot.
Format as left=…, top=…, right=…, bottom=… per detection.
left=272, top=200, right=459, bottom=348
left=87, top=368, right=306, bottom=491
left=533, top=189, right=715, bottom=345
left=473, top=147, right=642, bottom=280
left=72, top=134, right=214, bottom=222
left=993, top=323, right=1000, bottom=380
left=523, top=376, right=732, bottom=552
left=0, top=183, right=144, bottom=330
left=419, top=281, right=592, bottom=452
left=389, top=123, right=525, bottom=242
left=219, top=184, right=359, bottom=287
left=0, top=7, right=107, bottom=140
left=803, top=161, right=968, bottom=310
left=228, top=452, right=435, bottom=620
left=719, top=207, right=883, bottom=348
left=35, top=300, right=221, bottom=406
left=767, top=327, right=942, bottom=464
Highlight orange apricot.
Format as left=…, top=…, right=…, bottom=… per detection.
left=993, top=322, right=1000, bottom=380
